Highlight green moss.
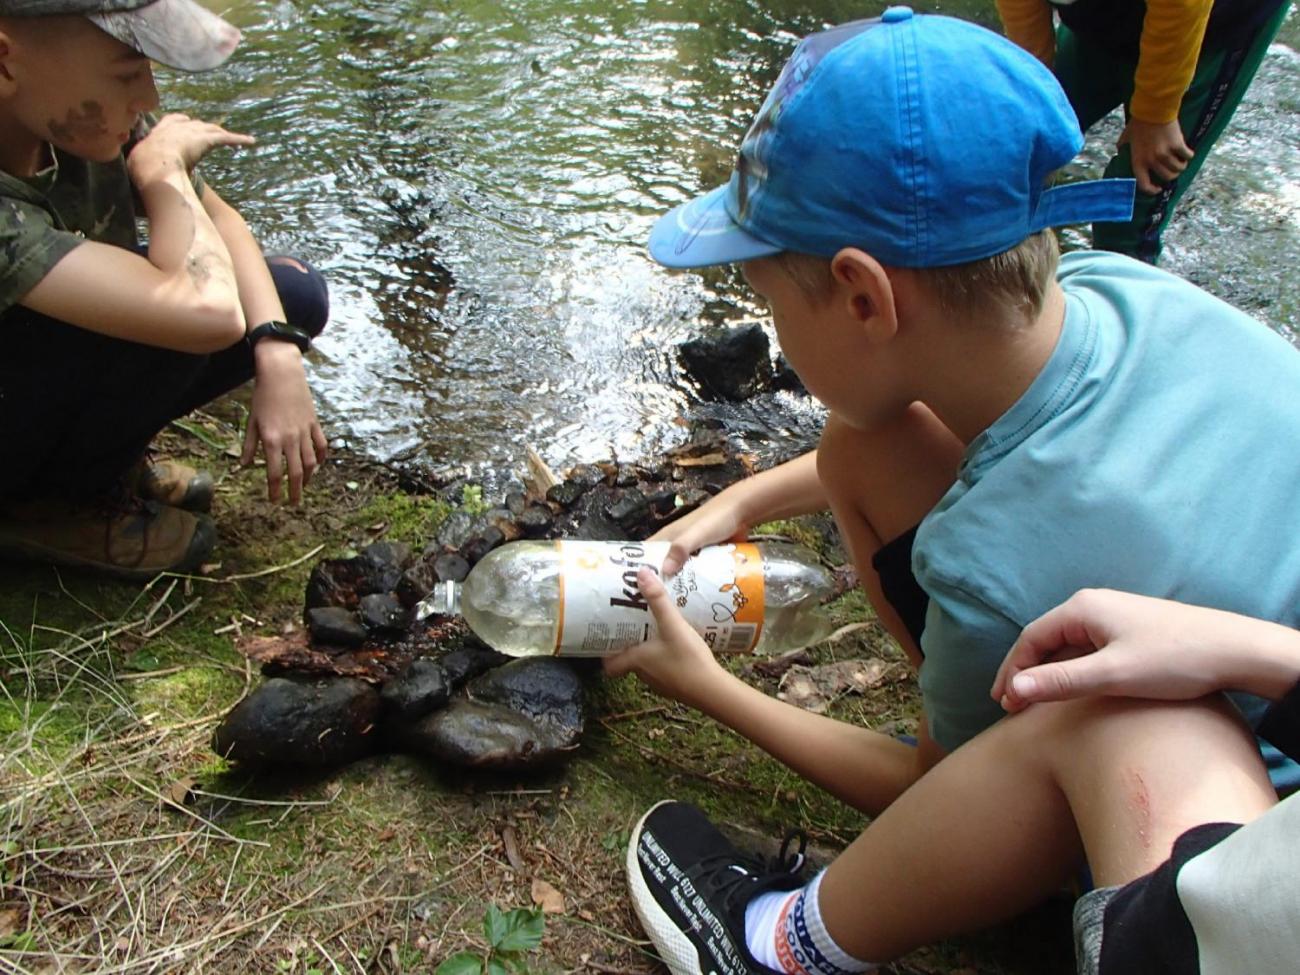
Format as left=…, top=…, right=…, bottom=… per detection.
left=351, top=492, right=454, bottom=546
left=753, top=518, right=825, bottom=554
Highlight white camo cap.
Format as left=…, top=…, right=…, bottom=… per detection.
left=0, top=0, right=240, bottom=71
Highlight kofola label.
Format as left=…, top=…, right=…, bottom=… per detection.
left=554, top=541, right=766, bottom=655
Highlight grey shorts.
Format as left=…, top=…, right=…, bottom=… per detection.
left=1072, top=886, right=1120, bottom=975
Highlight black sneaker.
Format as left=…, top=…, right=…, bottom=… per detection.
left=626, top=800, right=808, bottom=975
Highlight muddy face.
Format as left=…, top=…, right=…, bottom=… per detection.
left=46, top=100, right=110, bottom=145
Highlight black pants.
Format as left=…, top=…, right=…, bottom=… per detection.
left=0, top=256, right=329, bottom=502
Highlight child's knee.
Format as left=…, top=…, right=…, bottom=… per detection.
left=267, top=255, right=330, bottom=338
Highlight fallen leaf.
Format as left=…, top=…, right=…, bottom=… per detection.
left=375, top=826, right=396, bottom=842
left=0, top=909, right=20, bottom=937
left=501, top=825, right=525, bottom=873
left=168, top=776, right=198, bottom=806
left=778, top=659, right=893, bottom=713
left=531, top=877, right=566, bottom=914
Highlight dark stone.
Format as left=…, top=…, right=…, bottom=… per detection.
left=395, top=558, right=440, bottom=609
left=305, top=556, right=403, bottom=611
left=614, top=466, right=639, bottom=488
left=359, top=593, right=410, bottom=634
left=647, top=488, right=678, bottom=517
left=437, top=640, right=509, bottom=689
left=772, top=354, right=807, bottom=394
left=678, top=324, right=772, bottom=400
left=379, top=658, right=450, bottom=722
left=361, top=540, right=414, bottom=573
left=212, top=677, right=381, bottom=768
left=605, top=489, right=649, bottom=531
left=393, top=658, right=584, bottom=770
left=545, top=480, right=585, bottom=508
left=432, top=552, right=470, bottom=584
left=505, top=491, right=527, bottom=516
left=518, top=504, right=554, bottom=538
left=436, top=509, right=481, bottom=551
left=675, top=487, right=711, bottom=511
left=460, top=526, right=505, bottom=566
left=483, top=508, right=522, bottom=541
left=306, top=606, right=368, bottom=648
left=567, top=464, right=607, bottom=488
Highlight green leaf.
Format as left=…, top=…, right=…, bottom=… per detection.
left=483, top=902, right=508, bottom=947
left=435, top=952, right=482, bottom=975
left=494, top=907, right=544, bottom=953
left=486, top=960, right=510, bottom=975
left=124, top=649, right=162, bottom=672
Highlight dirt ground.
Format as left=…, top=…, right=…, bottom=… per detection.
left=0, top=400, right=1076, bottom=974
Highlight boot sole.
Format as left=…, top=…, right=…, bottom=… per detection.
left=0, top=515, right=217, bottom=582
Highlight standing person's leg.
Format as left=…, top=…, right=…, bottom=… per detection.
left=627, top=695, right=1277, bottom=975
left=1052, top=23, right=1135, bottom=134
left=1092, top=2, right=1293, bottom=262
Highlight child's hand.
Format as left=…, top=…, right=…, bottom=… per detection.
left=127, top=113, right=255, bottom=184
left=244, top=343, right=328, bottom=504
left=650, top=496, right=750, bottom=576
left=1118, top=118, right=1193, bottom=194
left=991, top=589, right=1300, bottom=712
left=603, top=566, right=727, bottom=707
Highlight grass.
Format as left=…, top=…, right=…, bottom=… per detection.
left=0, top=408, right=1075, bottom=974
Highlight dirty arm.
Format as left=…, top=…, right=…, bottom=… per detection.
left=20, top=115, right=250, bottom=353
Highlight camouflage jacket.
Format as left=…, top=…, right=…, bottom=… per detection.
left=0, top=118, right=204, bottom=316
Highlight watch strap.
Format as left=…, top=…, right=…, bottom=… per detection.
left=246, top=320, right=311, bottom=353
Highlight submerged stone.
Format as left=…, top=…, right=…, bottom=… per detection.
left=460, top=527, right=505, bottom=566
left=679, top=324, right=772, bottom=400
left=305, top=555, right=403, bottom=611
left=212, top=677, right=380, bottom=768
left=546, top=480, right=585, bottom=508
left=518, top=504, right=554, bottom=538
left=432, top=552, right=470, bottom=584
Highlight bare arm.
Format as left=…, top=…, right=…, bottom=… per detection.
left=19, top=114, right=252, bottom=353
left=606, top=566, right=939, bottom=814
left=203, top=187, right=328, bottom=504
left=653, top=450, right=827, bottom=574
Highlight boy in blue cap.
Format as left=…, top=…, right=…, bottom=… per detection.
left=0, top=1, right=330, bottom=579
left=606, top=7, right=1300, bottom=973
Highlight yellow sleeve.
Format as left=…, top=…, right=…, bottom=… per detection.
left=995, top=0, right=1056, bottom=67
left=1130, top=0, right=1214, bottom=124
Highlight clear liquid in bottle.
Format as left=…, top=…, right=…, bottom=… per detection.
left=416, top=539, right=835, bottom=657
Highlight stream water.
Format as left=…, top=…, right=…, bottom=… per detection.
left=174, top=1, right=1299, bottom=481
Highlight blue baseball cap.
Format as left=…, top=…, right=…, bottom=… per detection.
left=649, top=7, right=1135, bottom=269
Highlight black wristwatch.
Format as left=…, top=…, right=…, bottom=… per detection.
left=246, top=320, right=311, bottom=353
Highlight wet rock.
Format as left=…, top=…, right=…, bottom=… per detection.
left=772, top=354, right=806, bottom=394
left=567, top=464, right=607, bottom=488
left=305, top=556, right=403, bottom=611
left=679, top=324, right=772, bottom=400
left=380, top=658, right=450, bottom=722
left=546, top=480, right=585, bottom=508
left=395, top=558, right=440, bottom=609
left=518, top=504, right=554, bottom=538
left=394, top=659, right=584, bottom=769
left=460, top=527, right=505, bottom=566
left=432, top=552, right=470, bottom=584
left=359, top=593, right=410, bottom=634
left=436, top=510, right=481, bottom=551
left=606, top=489, right=649, bottom=532
left=614, top=466, right=640, bottom=488
left=505, top=491, right=528, bottom=516
left=362, top=540, right=414, bottom=573
left=212, top=677, right=381, bottom=768
left=647, top=488, right=678, bottom=517
left=306, top=606, right=368, bottom=648
left=483, top=508, right=522, bottom=541
left=437, top=640, right=509, bottom=689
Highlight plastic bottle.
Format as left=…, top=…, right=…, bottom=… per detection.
left=415, top=539, right=835, bottom=657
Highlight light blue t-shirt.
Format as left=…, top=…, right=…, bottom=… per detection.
left=914, top=252, right=1300, bottom=766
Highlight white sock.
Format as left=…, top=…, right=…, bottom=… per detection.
left=744, top=870, right=876, bottom=973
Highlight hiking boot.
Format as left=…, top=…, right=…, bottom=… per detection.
left=0, top=497, right=216, bottom=581
left=626, top=800, right=808, bottom=975
left=135, top=459, right=215, bottom=513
